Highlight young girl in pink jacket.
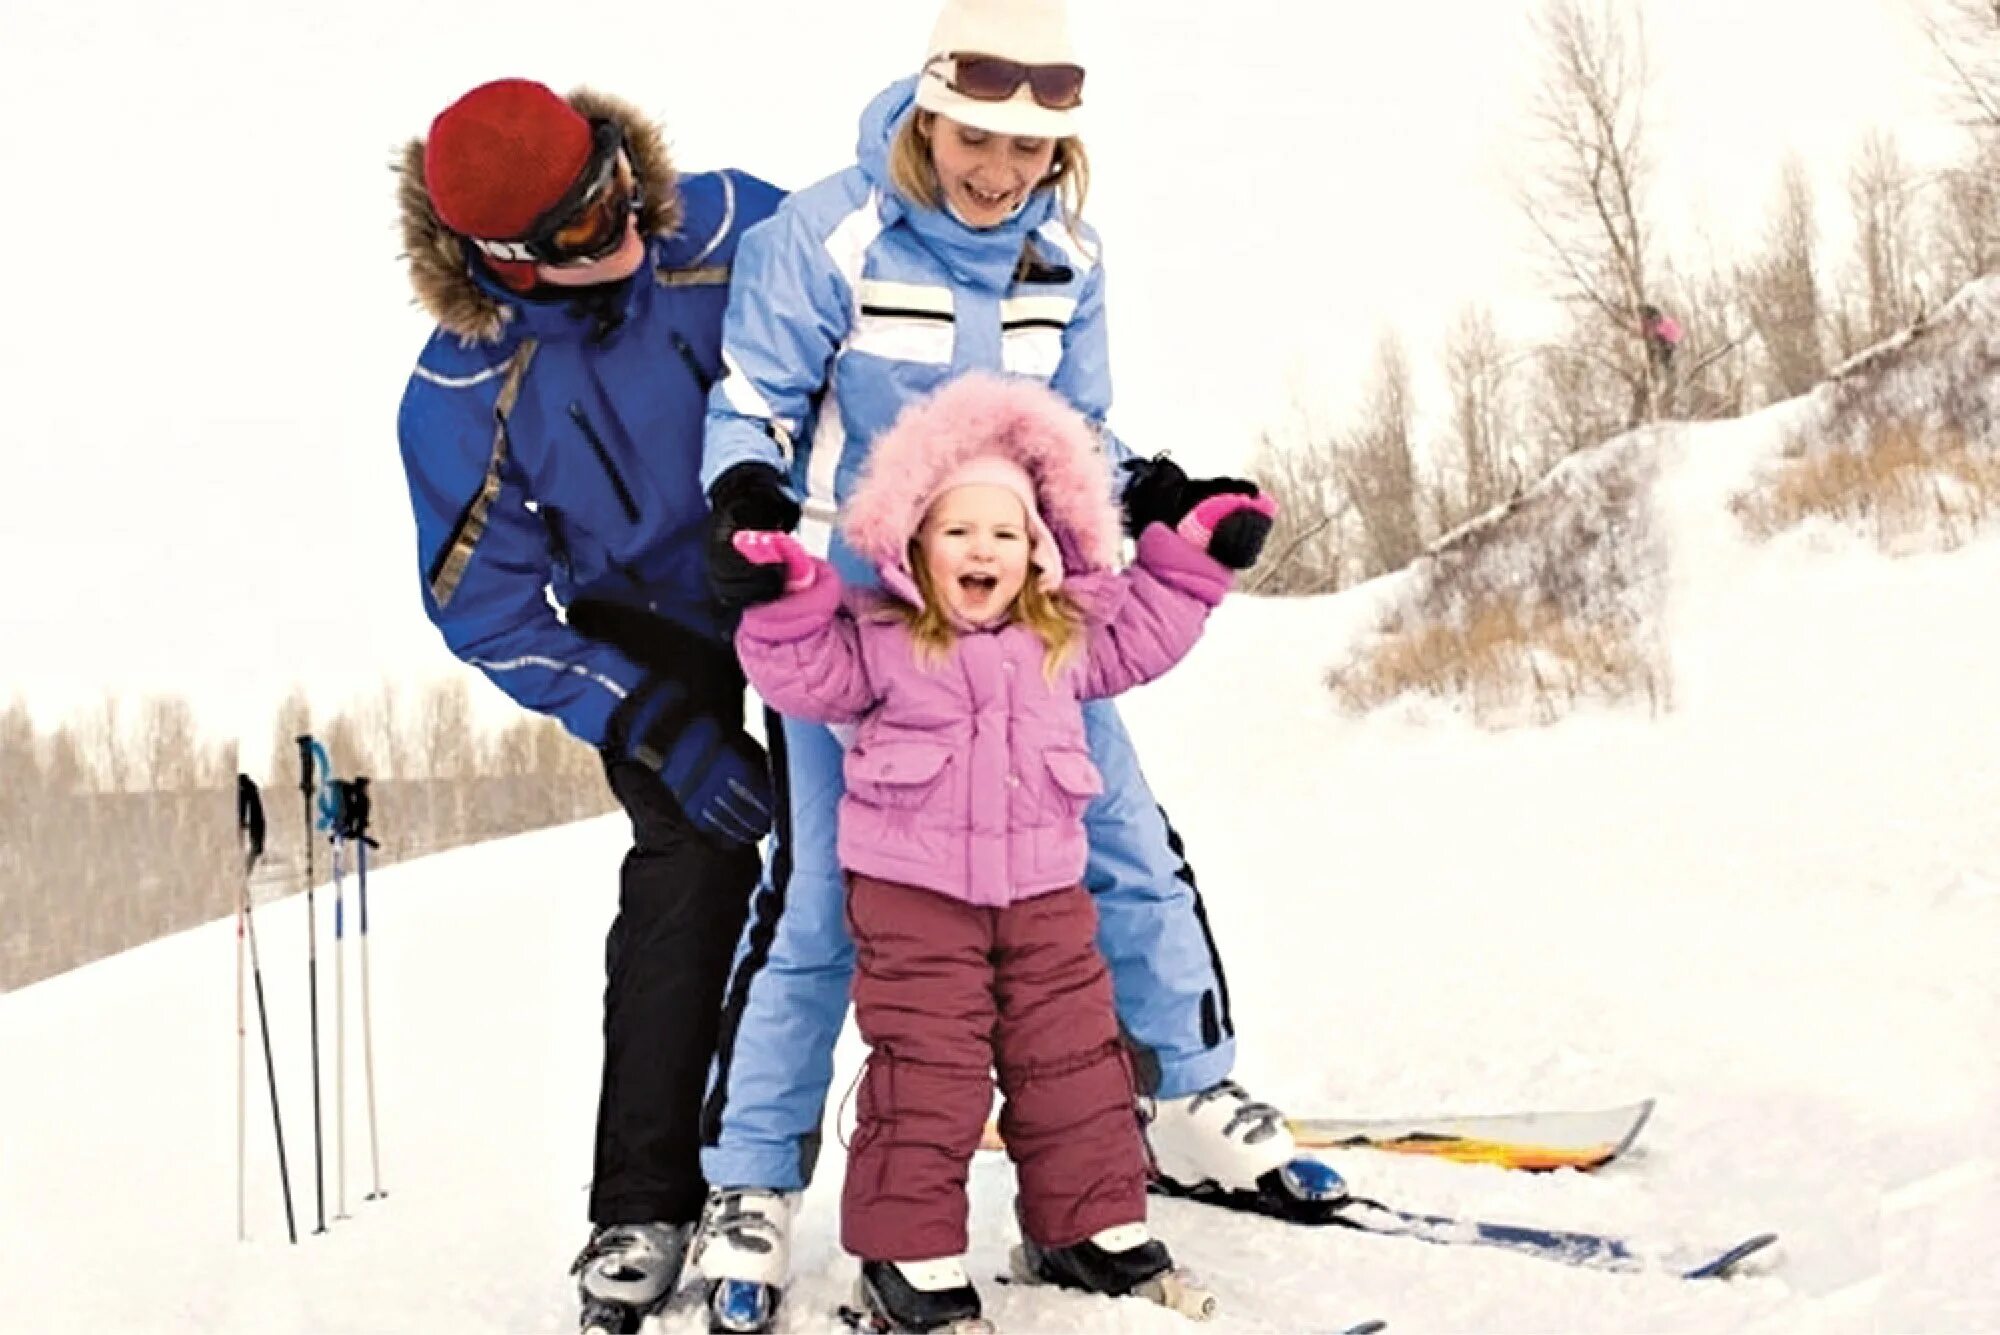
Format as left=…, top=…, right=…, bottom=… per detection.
left=728, top=372, right=1272, bottom=1332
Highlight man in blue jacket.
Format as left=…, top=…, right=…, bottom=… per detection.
left=394, top=78, right=786, bottom=1334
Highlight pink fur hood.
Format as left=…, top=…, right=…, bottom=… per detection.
left=840, top=373, right=1124, bottom=596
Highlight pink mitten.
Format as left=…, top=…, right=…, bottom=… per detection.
left=1176, top=492, right=1278, bottom=569
left=731, top=530, right=817, bottom=594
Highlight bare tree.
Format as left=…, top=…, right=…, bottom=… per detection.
left=1519, top=0, right=1666, bottom=424
left=358, top=681, right=412, bottom=781
left=532, top=713, right=592, bottom=780
left=81, top=694, right=128, bottom=794
left=418, top=676, right=476, bottom=846
left=1916, top=0, right=2000, bottom=131
left=323, top=708, right=375, bottom=783
left=197, top=737, right=236, bottom=790
left=1846, top=129, right=1927, bottom=347
left=1440, top=305, right=1520, bottom=525
left=267, top=684, right=313, bottom=792
left=41, top=725, right=86, bottom=797
left=487, top=716, right=539, bottom=778
left=1340, top=333, right=1427, bottom=577
left=1246, top=425, right=1352, bottom=595
left=0, top=695, right=33, bottom=771
left=1931, top=138, right=2000, bottom=286
left=0, top=698, right=34, bottom=842
left=1526, top=336, right=1627, bottom=469
left=417, top=677, right=475, bottom=782
left=1743, top=156, right=1828, bottom=399
left=1656, top=252, right=1755, bottom=420
left=138, top=694, right=199, bottom=792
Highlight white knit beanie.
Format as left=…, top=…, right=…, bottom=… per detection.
left=913, top=0, right=1083, bottom=140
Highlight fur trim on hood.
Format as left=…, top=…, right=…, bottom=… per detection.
left=396, top=87, right=681, bottom=344
left=841, top=374, right=1123, bottom=591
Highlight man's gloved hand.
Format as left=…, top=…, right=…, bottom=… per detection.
left=1119, top=454, right=1262, bottom=539
left=707, top=462, right=802, bottom=609
left=608, top=676, right=774, bottom=848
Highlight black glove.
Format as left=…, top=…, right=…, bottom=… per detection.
left=607, top=676, right=774, bottom=848
left=707, top=462, right=802, bottom=609
left=1118, top=454, right=1261, bottom=538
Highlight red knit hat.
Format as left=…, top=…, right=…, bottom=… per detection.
left=424, top=79, right=593, bottom=241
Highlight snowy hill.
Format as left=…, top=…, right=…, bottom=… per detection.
left=7, top=322, right=2000, bottom=1329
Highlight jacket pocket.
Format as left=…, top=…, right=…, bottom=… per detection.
left=847, top=740, right=954, bottom=812
left=1039, top=748, right=1104, bottom=821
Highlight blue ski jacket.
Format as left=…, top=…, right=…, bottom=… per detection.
left=395, top=91, right=783, bottom=745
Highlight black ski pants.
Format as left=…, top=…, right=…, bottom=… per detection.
left=573, top=600, right=762, bottom=1228
left=591, top=755, right=760, bottom=1227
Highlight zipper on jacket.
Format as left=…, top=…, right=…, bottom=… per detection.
left=569, top=403, right=641, bottom=524
left=670, top=332, right=718, bottom=393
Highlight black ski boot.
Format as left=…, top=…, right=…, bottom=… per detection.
left=1010, top=1223, right=1217, bottom=1320
left=846, top=1258, right=992, bottom=1333
left=572, top=1222, right=693, bottom=1335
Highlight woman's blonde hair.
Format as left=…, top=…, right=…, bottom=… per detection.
left=897, top=537, right=1084, bottom=681
left=888, top=110, right=1091, bottom=238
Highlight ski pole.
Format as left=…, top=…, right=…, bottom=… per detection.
left=295, top=736, right=328, bottom=1236
left=347, top=777, right=387, bottom=1202
left=238, top=775, right=297, bottom=1244
left=331, top=802, right=349, bottom=1222
left=236, top=793, right=247, bottom=1242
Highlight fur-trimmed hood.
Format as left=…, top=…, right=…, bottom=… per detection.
left=396, top=87, right=681, bottom=344
left=841, top=373, right=1123, bottom=601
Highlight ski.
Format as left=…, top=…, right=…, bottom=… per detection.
left=1292, top=1099, right=1655, bottom=1172
left=1151, top=1177, right=1777, bottom=1279
left=1324, top=1195, right=1777, bottom=1278
left=980, top=1098, right=1653, bottom=1173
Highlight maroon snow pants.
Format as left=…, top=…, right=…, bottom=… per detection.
left=840, top=874, right=1150, bottom=1262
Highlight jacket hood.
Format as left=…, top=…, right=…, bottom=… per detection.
left=842, top=373, right=1123, bottom=601
left=855, top=77, right=1058, bottom=295
left=856, top=78, right=916, bottom=193
left=397, top=87, right=682, bottom=343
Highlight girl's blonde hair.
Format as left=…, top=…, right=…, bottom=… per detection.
left=898, top=537, right=1085, bottom=681
left=888, top=110, right=1092, bottom=240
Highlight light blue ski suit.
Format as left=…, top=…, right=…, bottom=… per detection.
left=698, top=79, right=1239, bottom=1191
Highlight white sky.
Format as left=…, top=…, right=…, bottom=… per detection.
left=0, top=0, right=1958, bottom=753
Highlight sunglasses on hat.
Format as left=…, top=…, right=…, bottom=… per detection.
left=470, top=119, right=642, bottom=268
left=923, top=52, right=1085, bottom=112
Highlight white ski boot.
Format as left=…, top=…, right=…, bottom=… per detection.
left=1010, top=1222, right=1217, bottom=1320
left=1147, top=1079, right=1350, bottom=1224
left=692, top=1187, right=797, bottom=1334
left=572, top=1221, right=694, bottom=1335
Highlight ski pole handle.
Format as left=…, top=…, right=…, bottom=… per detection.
left=237, top=775, right=267, bottom=865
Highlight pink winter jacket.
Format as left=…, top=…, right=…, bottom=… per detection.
left=735, top=526, right=1230, bottom=907
left=733, top=372, right=1234, bottom=907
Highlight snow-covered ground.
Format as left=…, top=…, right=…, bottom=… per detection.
left=5, top=404, right=1999, bottom=1332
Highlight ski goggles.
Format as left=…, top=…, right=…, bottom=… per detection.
left=469, top=119, right=641, bottom=268
left=922, top=52, right=1086, bottom=112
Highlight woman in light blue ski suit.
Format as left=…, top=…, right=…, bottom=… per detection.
left=690, top=3, right=1345, bottom=1322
